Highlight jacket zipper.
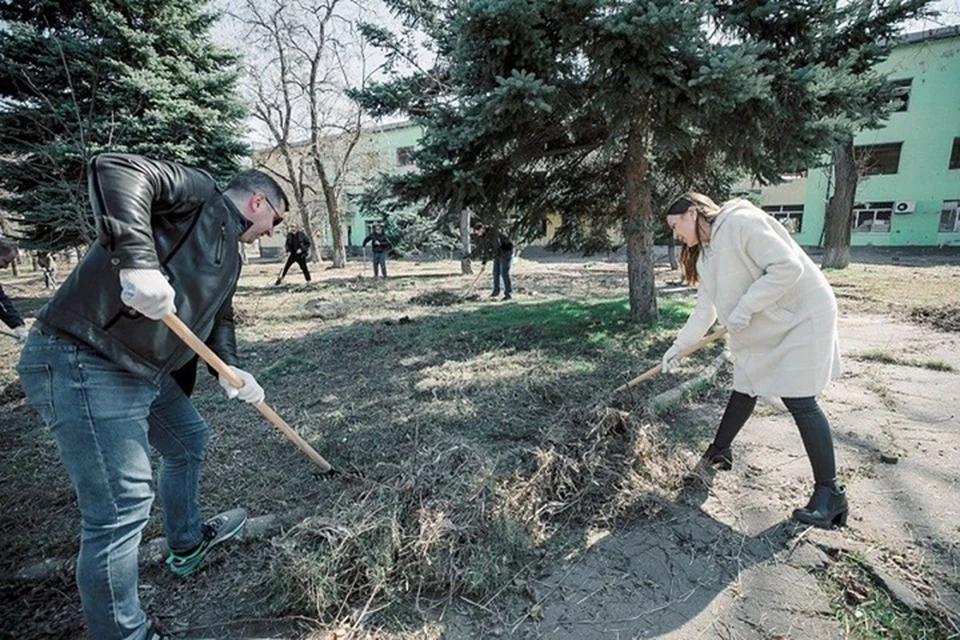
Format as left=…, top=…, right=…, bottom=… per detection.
left=215, top=222, right=226, bottom=265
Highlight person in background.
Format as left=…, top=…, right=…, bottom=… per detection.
left=0, top=237, right=30, bottom=342
left=471, top=221, right=514, bottom=300
left=37, top=251, right=58, bottom=289
left=661, top=192, right=846, bottom=529
left=276, top=226, right=312, bottom=285
left=362, top=222, right=392, bottom=279
left=17, top=153, right=288, bottom=640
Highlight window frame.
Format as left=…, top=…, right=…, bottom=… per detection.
left=854, top=142, right=903, bottom=175
left=890, top=78, right=912, bottom=112
left=396, top=146, right=414, bottom=166
left=852, top=202, right=894, bottom=234
left=939, top=200, right=960, bottom=233
left=761, top=204, right=804, bottom=234
left=950, top=138, right=960, bottom=170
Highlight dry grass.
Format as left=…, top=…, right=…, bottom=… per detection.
left=2, top=251, right=957, bottom=638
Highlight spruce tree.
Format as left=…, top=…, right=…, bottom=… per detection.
left=355, top=0, right=931, bottom=322
left=0, top=0, right=248, bottom=251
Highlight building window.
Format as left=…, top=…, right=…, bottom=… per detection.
left=950, top=138, right=960, bottom=170
left=852, top=202, right=893, bottom=234
left=762, top=204, right=804, bottom=233
left=855, top=143, right=902, bottom=175
left=891, top=78, right=912, bottom=112
left=396, top=146, right=414, bottom=166
left=940, top=200, right=960, bottom=233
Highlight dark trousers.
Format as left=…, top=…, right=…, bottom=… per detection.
left=713, top=391, right=838, bottom=486
left=372, top=252, right=387, bottom=278
left=279, top=254, right=311, bottom=282
left=492, top=253, right=512, bottom=295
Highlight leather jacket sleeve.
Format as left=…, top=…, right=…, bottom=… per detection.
left=88, top=153, right=218, bottom=270
left=206, top=299, right=239, bottom=370
left=0, top=284, right=24, bottom=329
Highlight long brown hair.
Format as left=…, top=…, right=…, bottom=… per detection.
left=667, top=192, right=720, bottom=286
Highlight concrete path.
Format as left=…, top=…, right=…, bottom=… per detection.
left=511, top=313, right=959, bottom=639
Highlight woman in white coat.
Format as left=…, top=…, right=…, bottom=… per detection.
left=661, top=193, right=846, bottom=529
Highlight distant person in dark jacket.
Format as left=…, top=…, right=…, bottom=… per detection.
left=362, top=222, right=392, bottom=279
left=471, top=222, right=514, bottom=300
left=0, top=238, right=29, bottom=342
left=276, top=228, right=312, bottom=285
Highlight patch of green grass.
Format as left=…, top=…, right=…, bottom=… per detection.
left=421, top=297, right=695, bottom=354
left=818, top=551, right=953, bottom=639
left=854, top=351, right=955, bottom=373
left=258, top=354, right=324, bottom=382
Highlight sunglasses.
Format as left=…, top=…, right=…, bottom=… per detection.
left=665, top=197, right=694, bottom=218
left=263, top=195, right=284, bottom=227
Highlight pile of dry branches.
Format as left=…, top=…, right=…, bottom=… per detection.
left=268, top=405, right=690, bottom=621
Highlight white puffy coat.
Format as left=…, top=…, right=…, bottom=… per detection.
left=672, top=199, right=842, bottom=397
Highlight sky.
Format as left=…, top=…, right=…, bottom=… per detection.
left=208, top=0, right=960, bottom=147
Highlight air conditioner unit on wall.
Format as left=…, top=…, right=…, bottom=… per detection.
left=893, top=200, right=916, bottom=214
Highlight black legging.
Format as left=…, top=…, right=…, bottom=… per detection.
left=713, top=390, right=837, bottom=486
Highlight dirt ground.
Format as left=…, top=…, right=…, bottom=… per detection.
left=1, top=248, right=958, bottom=639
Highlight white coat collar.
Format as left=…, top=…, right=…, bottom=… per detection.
left=711, top=198, right=752, bottom=236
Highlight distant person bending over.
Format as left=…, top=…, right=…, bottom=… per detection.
left=661, top=193, right=846, bottom=529
left=362, top=222, right=392, bottom=279
left=0, top=238, right=29, bottom=342
left=17, top=153, right=288, bottom=640
left=471, top=221, right=514, bottom=300
left=37, top=251, right=58, bottom=288
left=276, top=227, right=312, bottom=285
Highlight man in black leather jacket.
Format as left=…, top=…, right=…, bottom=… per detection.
left=276, top=227, right=312, bottom=285
left=16, top=153, right=288, bottom=640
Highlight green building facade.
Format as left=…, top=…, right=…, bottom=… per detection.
left=742, top=27, right=960, bottom=248
left=343, top=121, right=423, bottom=248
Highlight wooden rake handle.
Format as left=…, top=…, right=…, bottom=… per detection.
left=464, top=263, right=486, bottom=297
left=162, top=314, right=332, bottom=473
left=613, top=327, right=728, bottom=394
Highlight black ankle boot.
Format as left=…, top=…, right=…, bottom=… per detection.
left=696, top=443, right=733, bottom=472
left=792, top=483, right=848, bottom=529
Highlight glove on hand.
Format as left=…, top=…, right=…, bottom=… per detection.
left=218, top=366, right=265, bottom=404
left=661, top=343, right=683, bottom=373
left=13, top=325, right=29, bottom=343
left=725, top=306, right=752, bottom=333
left=119, top=269, right=176, bottom=320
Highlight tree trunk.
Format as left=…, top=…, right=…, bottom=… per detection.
left=317, top=167, right=346, bottom=268
left=822, top=139, right=857, bottom=269
left=667, top=240, right=678, bottom=271
left=458, top=197, right=472, bottom=275
left=623, top=120, right=657, bottom=324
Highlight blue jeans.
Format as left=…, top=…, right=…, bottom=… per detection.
left=17, top=330, right=210, bottom=640
left=372, top=251, right=387, bottom=278
left=493, top=253, right=512, bottom=296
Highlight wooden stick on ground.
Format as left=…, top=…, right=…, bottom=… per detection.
left=613, top=327, right=729, bottom=394
left=162, top=314, right=332, bottom=473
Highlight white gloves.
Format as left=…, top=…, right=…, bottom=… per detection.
left=119, top=268, right=176, bottom=320
left=661, top=343, right=683, bottom=373
left=13, top=325, right=29, bottom=343
left=725, top=306, right=752, bottom=333
left=218, top=366, right=265, bottom=404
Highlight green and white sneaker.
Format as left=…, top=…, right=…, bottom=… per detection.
left=166, top=508, right=248, bottom=578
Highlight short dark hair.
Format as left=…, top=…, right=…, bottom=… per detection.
left=225, top=169, right=290, bottom=212
left=472, top=221, right=486, bottom=231
left=0, top=237, right=17, bottom=259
